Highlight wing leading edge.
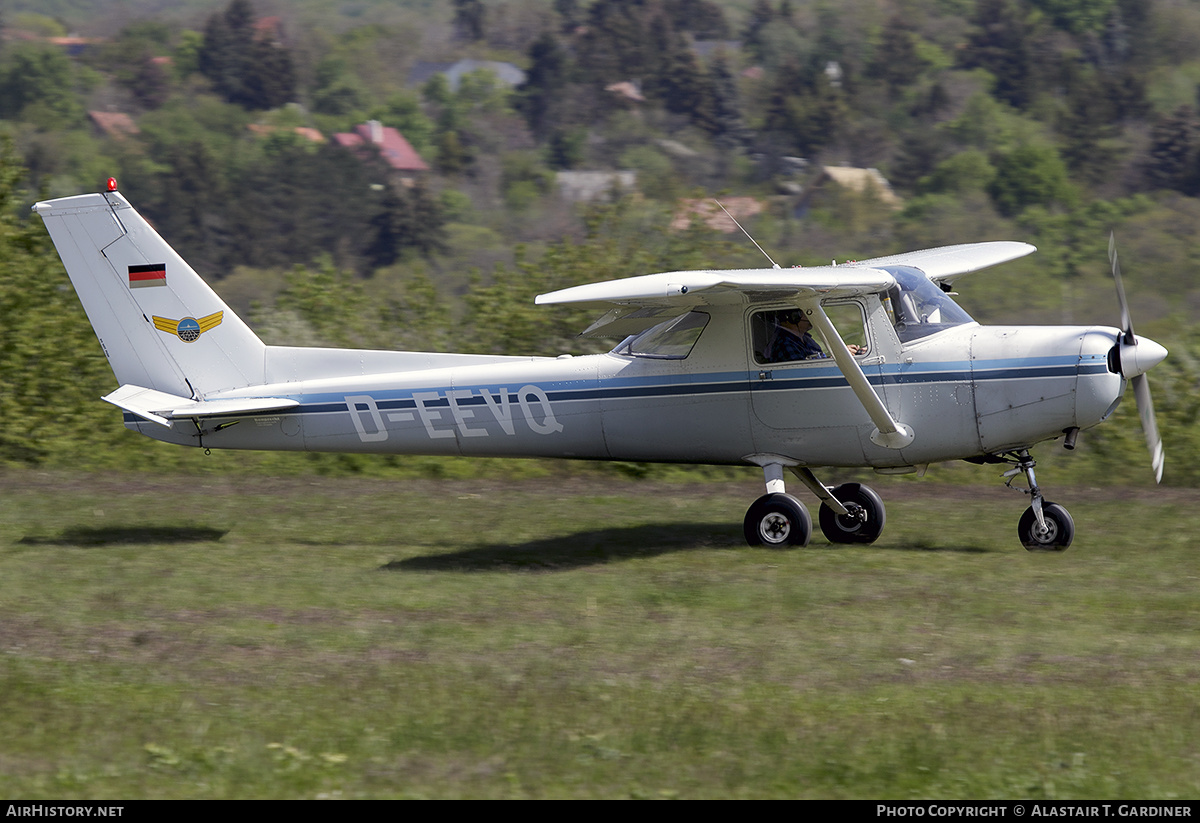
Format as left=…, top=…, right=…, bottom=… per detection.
left=535, top=241, right=1035, bottom=309
left=849, top=241, right=1036, bottom=286
left=535, top=266, right=897, bottom=308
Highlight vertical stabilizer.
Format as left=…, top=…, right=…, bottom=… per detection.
left=33, top=189, right=265, bottom=397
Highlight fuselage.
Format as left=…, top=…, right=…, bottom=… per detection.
left=127, top=290, right=1131, bottom=471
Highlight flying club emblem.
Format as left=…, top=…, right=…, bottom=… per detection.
left=153, top=311, right=223, bottom=342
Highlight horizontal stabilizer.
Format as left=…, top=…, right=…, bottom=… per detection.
left=103, top=384, right=298, bottom=428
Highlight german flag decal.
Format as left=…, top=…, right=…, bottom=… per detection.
left=152, top=311, right=223, bottom=343
left=129, top=263, right=166, bottom=288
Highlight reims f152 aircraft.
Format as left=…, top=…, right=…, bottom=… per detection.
left=34, top=181, right=1167, bottom=551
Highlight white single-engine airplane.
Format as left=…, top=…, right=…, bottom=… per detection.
left=34, top=180, right=1168, bottom=551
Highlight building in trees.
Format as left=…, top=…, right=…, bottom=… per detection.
left=333, top=121, right=430, bottom=181
left=406, top=59, right=526, bottom=92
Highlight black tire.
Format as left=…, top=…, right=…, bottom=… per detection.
left=818, top=482, right=887, bottom=544
left=1018, top=502, right=1074, bottom=551
left=744, top=493, right=811, bottom=548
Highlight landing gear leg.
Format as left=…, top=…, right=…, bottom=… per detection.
left=741, top=458, right=887, bottom=547
left=1002, top=450, right=1075, bottom=551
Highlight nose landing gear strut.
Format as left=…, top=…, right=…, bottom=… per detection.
left=1000, top=450, right=1075, bottom=551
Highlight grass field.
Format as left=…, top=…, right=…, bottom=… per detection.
left=1, top=471, right=1197, bottom=799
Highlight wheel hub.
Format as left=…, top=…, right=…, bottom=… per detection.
left=760, top=512, right=791, bottom=543
left=1030, top=519, right=1058, bottom=543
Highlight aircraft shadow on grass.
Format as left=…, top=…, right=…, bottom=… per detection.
left=386, top=522, right=743, bottom=572
left=17, top=525, right=227, bottom=548
left=384, top=523, right=993, bottom=572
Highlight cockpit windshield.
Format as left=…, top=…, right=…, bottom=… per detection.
left=881, top=266, right=974, bottom=343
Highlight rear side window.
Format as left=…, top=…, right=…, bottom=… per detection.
left=613, top=311, right=710, bottom=359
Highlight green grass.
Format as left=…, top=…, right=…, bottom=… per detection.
left=1, top=472, right=1198, bottom=798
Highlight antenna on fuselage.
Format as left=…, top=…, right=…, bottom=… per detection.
left=713, top=198, right=780, bottom=269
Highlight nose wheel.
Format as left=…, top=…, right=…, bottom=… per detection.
left=1001, top=450, right=1075, bottom=551
left=1018, top=502, right=1074, bottom=551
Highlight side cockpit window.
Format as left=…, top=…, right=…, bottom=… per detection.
left=613, top=310, right=710, bottom=359
left=752, top=302, right=868, bottom=365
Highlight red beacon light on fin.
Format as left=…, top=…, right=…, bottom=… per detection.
left=106, top=177, right=118, bottom=192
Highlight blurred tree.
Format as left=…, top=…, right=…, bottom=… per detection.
left=706, top=53, right=747, bottom=149
left=517, top=32, right=572, bottom=139
left=869, top=16, right=923, bottom=98
left=0, top=139, right=115, bottom=464
left=889, top=129, right=949, bottom=193
left=659, top=43, right=712, bottom=124
left=765, top=59, right=847, bottom=156
left=960, top=0, right=1040, bottom=110
left=555, top=0, right=583, bottom=32
left=434, top=130, right=472, bottom=176
left=1057, top=68, right=1122, bottom=186
left=918, top=150, right=997, bottom=195
left=368, top=181, right=447, bottom=267
left=0, top=43, right=87, bottom=129
left=222, top=142, right=394, bottom=272
left=1031, top=0, right=1117, bottom=35
left=1143, top=106, right=1199, bottom=195
left=453, top=0, right=487, bottom=42
left=546, top=128, right=587, bottom=169
left=198, top=0, right=295, bottom=110
left=576, top=0, right=661, bottom=84
left=136, top=57, right=173, bottom=109
left=135, top=138, right=230, bottom=275
left=989, top=144, right=1077, bottom=216
left=742, top=0, right=778, bottom=63
left=664, top=0, right=729, bottom=39
left=310, top=57, right=370, bottom=116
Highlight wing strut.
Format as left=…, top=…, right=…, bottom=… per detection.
left=805, top=304, right=915, bottom=450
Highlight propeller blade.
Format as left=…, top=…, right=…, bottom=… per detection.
left=1109, top=232, right=1165, bottom=483
left=1109, top=232, right=1135, bottom=345
left=1132, top=374, right=1164, bottom=484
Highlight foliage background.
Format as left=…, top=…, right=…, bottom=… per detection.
left=2, top=0, right=1199, bottom=486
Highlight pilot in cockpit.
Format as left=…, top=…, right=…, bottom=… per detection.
left=764, top=310, right=864, bottom=363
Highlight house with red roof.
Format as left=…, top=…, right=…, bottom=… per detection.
left=333, top=121, right=429, bottom=180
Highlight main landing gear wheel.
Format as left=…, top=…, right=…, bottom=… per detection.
left=744, top=493, right=811, bottom=547
left=818, top=482, right=886, bottom=544
left=1018, top=502, right=1074, bottom=551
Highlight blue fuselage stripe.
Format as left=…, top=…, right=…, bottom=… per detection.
left=125, top=358, right=1108, bottom=426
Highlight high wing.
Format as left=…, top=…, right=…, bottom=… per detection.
left=535, top=266, right=897, bottom=308
left=536, top=264, right=917, bottom=449
left=535, top=242, right=1035, bottom=310
left=848, top=241, right=1036, bottom=287
left=534, top=242, right=1034, bottom=452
